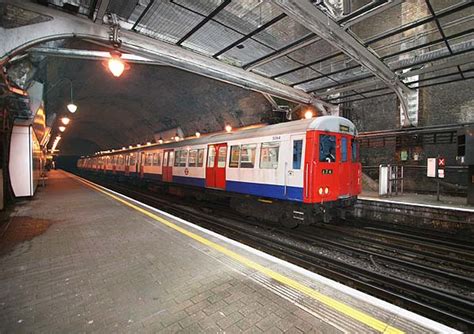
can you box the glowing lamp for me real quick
[108,54,125,77]
[67,103,77,113]
[195,132,201,138]
[146,142,151,145]
[59,126,66,132]
[304,110,313,119]
[158,138,164,144]
[61,117,70,125]
[225,124,232,133]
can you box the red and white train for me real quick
[77,116,361,225]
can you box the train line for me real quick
[79,173,474,331]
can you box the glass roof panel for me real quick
[134,0,219,44]
[285,39,341,65]
[275,67,322,85]
[213,0,284,35]
[252,16,311,50]
[218,39,273,67]
[182,20,247,57]
[439,9,474,36]
[410,73,462,88]
[251,56,303,78]
[430,0,466,12]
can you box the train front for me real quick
[302,116,361,221]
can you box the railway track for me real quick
[79,173,474,331]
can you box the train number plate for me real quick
[322,169,333,175]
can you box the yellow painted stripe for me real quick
[74,175,404,334]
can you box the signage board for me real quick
[427,158,436,178]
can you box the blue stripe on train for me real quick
[226,181,303,202]
[169,175,206,187]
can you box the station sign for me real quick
[438,157,445,168]
[427,158,436,178]
[438,169,445,178]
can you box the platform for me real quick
[0,170,459,333]
[360,191,474,212]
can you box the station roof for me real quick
[44,0,473,105]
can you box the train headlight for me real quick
[318,187,323,195]
[324,187,329,194]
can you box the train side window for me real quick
[260,142,279,169]
[240,144,256,168]
[341,137,347,162]
[175,150,187,167]
[319,135,336,162]
[146,153,153,166]
[351,139,358,162]
[229,145,240,168]
[152,153,161,166]
[197,149,204,167]
[207,146,216,167]
[174,151,180,167]
[168,151,174,166]
[188,149,197,167]
[217,146,227,168]
[292,140,303,169]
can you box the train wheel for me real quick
[280,212,299,229]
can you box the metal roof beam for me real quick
[400,53,473,78]
[1,0,329,107]
[94,0,110,22]
[273,0,412,124]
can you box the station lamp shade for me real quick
[195,131,201,138]
[225,124,232,133]
[59,126,66,132]
[108,51,126,77]
[61,116,70,125]
[304,110,313,119]
[67,103,78,113]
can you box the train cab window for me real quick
[351,139,358,162]
[188,149,197,167]
[229,145,240,168]
[260,142,279,169]
[341,137,348,162]
[207,146,216,167]
[197,149,204,167]
[319,135,336,162]
[217,146,227,168]
[240,144,256,168]
[292,140,303,169]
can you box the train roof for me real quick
[86,116,356,158]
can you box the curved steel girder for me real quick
[1,0,332,108]
[273,0,413,125]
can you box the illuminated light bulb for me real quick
[67,103,77,113]
[225,124,232,133]
[146,142,151,145]
[174,136,180,142]
[108,57,125,77]
[137,144,141,147]
[61,116,70,125]
[59,126,66,132]
[158,138,163,144]
[304,110,313,119]
[122,147,126,150]
[129,145,133,149]
[195,132,201,138]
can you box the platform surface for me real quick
[0,170,459,333]
[360,190,474,212]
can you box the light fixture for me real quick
[158,137,163,144]
[108,51,125,77]
[225,124,232,133]
[137,144,141,147]
[122,147,126,150]
[304,110,313,119]
[146,142,151,145]
[67,103,77,113]
[195,131,201,138]
[129,145,133,149]
[61,116,70,125]
[59,126,66,132]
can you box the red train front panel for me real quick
[303,129,361,204]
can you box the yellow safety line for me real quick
[74,175,404,334]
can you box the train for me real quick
[77,116,361,226]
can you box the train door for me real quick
[286,135,305,200]
[339,136,351,197]
[140,152,145,178]
[162,149,173,182]
[206,143,227,189]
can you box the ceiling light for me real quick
[225,124,232,133]
[61,116,70,125]
[304,110,313,119]
[108,51,125,77]
[67,103,77,113]
[195,132,201,138]
[59,126,66,132]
